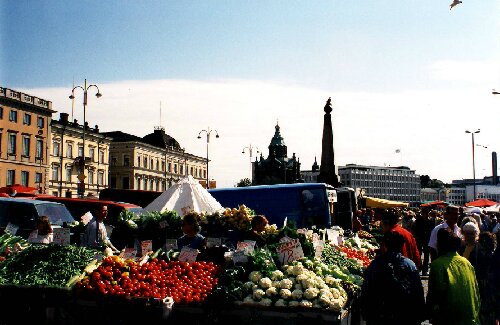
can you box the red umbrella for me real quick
[0,184,39,195]
[465,199,497,207]
[420,200,448,208]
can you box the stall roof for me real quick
[365,196,409,208]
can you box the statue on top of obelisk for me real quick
[317,97,340,187]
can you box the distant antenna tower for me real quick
[155,101,165,131]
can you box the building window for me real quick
[36,139,43,160]
[52,165,59,181]
[151,159,154,170]
[22,136,30,157]
[98,171,104,185]
[35,172,42,184]
[156,159,159,171]
[7,170,15,186]
[190,167,194,175]
[143,179,147,190]
[124,155,130,166]
[53,141,60,156]
[78,146,83,158]
[23,113,31,125]
[9,110,17,122]
[203,170,206,178]
[137,156,141,167]
[37,117,44,128]
[149,180,153,191]
[174,164,178,174]
[180,165,184,175]
[0,107,3,119]
[89,148,95,162]
[99,150,105,163]
[8,133,16,155]
[88,171,94,185]
[111,156,117,166]
[21,171,29,186]
[66,168,72,182]
[143,157,148,168]
[66,143,73,158]
[161,161,165,172]
[168,163,172,173]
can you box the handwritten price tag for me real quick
[236,241,256,254]
[119,248,137,259]
[165,239,178,251]
[314,240,325,259]
[206,237,222,248]
[5,223,19,235]
[178,247,198,263]
[141,240,153,257]
[276,238,304,266]
[81,212,93,225]
[159,221,169,229]
[327,229,340,245]
[53,227,71,246]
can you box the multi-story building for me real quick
[48,113,112,198]
[446,187,466,206]
[338,164,421,204]
[0,87,54,191]
[104,127,208,191]
[300,157,320,183]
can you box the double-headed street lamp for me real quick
[69,79,102,198]
[242,144,259,182]
[197,127,219,189]
[465,129,480,201]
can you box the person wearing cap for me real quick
[360,231,425,325]
[459,222,480,267]
[381,209,421,270]
[426,228,480,325]
[428,205,461,261]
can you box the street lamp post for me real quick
[465,129,480,201]
[69,79,102,198]
[197,127,219,189]
[242,144,259,182]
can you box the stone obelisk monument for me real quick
[317,97,340,187]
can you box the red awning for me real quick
[465,199,497,207]
[420,200,448,207]
[0,184,39,195]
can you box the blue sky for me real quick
[1,1,499,187]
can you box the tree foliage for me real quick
[236,178,252,187]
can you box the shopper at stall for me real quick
[459,222,480,267]
[360,231,425,325]
[426,228,480,325]
[428,205,461,261]
[413,208,434,275]
[81,205,118,251]
[245,215,269,248]
[492,232,500,325]
[177,213,205,250]
[28,216,53,244]
[381,209,421,270]
[474,232,497,325]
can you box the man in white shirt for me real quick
[428,205,461,260]
[81,205,117,251]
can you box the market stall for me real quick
[365,196,409,208]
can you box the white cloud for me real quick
[431,60,499,84]
[20,77,500,187]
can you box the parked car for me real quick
[0,197,75,238]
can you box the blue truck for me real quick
[209,183,355,229]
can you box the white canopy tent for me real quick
[144,175,223,216]
[483,204,500,213]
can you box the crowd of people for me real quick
[359,205,500,325]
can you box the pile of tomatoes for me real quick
[76,256,220,304]
[339,246,372,268]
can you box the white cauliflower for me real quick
[301,277,316,289]
[299,300,313,308]
[259,298,273,307]
[271,270,284,281]
[242,281,254,291]
[279,278,293,290]
[291,289,303,300]
[249,271,263,283]
[324,276,336,286]
[266,287,278,297]
[288,301,300,308]
[330,288,340,299]
[280,289,292,299]
[259,277,272,289]
[296,274,308,282]
[304,288,319,300]
[272,280,281,288]
[318,294,332,307]
[252,284,259,291]
[292,264,305,276]
[284,265,294,276]
[329,300,342,312]
[275,299,288,307]
[253,289,265,300]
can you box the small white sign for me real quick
[314,240,325,259]
[81,212,93,225]
[141,240,153,257]
[283,217,288,228]
[178,247,198,263]
[165,239,178,251]
[327,229,340,245]
[276,238,304,266]
[119,247,137,260]
[237,241,256,254]
[53,228,71,246]
[206,237,222,248]
[5,223,19,235]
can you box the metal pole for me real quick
[81,79,87,198]
[472,133,476,200]
[206,131,209,189]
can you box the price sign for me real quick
[165,239,178,251]
[141,240,153,257]
[353,235,361,249]
[283,217,288,228]
[312,233,320,243]
[296,228,307,235]
[159,221,169,229]
[327,229,339,245]
[276,238,304,266]
[237,241,256,254]
[206,237,222,248]
[28,230,38,242]
[119,248,137,260]
[338,236,344,246]
[314,240,325,259]
[178,247,198,263]
[53,228,71,246]
[5,223,19,235]
[233,250,249,264]
[81,212,93,225]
